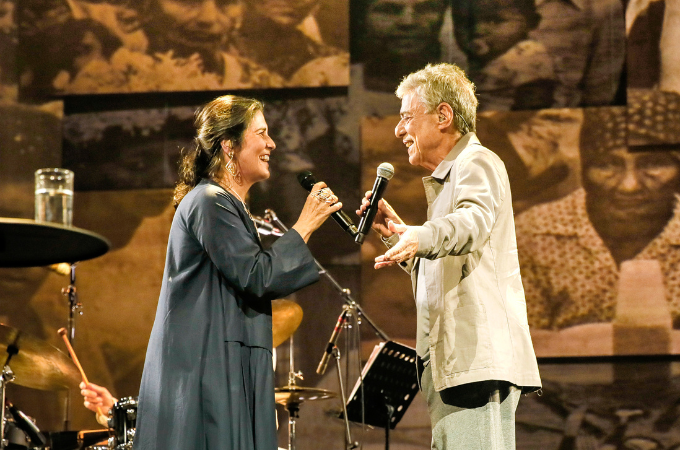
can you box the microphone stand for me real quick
[60,263,81,431]
[264,209,389,342]
[264,209,390,450]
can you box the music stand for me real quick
[342,341,419,449]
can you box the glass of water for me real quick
[35,168,74,227]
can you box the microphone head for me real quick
[377,162,394,180]
[297,171,317,191]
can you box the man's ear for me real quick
[437,103,454,129]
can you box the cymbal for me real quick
[274,385,337,406]
[0,324,81,390]
[0,218,110,268]
[272,299,303,348]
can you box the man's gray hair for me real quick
[396,63,478,134]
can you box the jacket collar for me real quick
[430,132,480,181]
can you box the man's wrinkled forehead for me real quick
[399,91,426,115]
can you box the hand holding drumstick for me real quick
[57,328,116,426]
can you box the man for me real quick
[236,0,349,85]
[517,89,680,331]
[358,0,448,92]
[358,63,541,449]
[528,0,625,107]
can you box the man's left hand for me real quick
[374,221,418,269]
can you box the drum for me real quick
[108,396,137,450]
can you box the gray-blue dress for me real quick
[134,179,319,450]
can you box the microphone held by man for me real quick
[355,163,395,244]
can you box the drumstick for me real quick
[57,328,104,417]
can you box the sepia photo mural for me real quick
[2,0,680,448]
[16,0,349,96]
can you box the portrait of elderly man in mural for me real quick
[516,89,680,354]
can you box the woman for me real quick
[131,95,342,449]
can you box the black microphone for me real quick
[297,171,358,238]
[355,163,394,244]
[316,307,349,375]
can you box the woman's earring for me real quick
[226,151,242,185]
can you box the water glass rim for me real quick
[35,167,74,176]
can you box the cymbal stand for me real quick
[332,345,357,449]
[1,334,19,449]
[264,209,390,449]
[286,333,303,450]
[61,263,82,430]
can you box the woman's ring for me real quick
[312,188,334,203]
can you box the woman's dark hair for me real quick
[173,95,264,208]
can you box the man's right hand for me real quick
[80,381,117,418]
[356,191,404,239]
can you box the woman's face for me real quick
[154,0,242,53]
[583,147,680,224]
[234,111,276,187]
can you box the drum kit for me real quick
[0,218,342,450]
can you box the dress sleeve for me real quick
[188,189,319,300]
[414,149,505,260]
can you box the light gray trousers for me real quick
[420,363,521,450]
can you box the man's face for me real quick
[155,0,241,52]
[453,7,530,66]
[395,92,441,170]
[366,0,445,57]
[583,147,680,223]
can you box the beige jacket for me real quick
[389,133,541,392]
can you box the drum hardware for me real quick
[0,325,80,392]
[43,429,108,450]
[265,208,389,450]
[1,337,18,450]
[0,325,80,450]
[0,218,110,431]
[6,403,46,447]
[77,430,109,448]
[106,397,137,450]
[3,407,43,450]
[275,382,338,449]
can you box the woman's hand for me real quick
[292,182,343,242]
[80,381,117,417]
[356,191,404,239]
